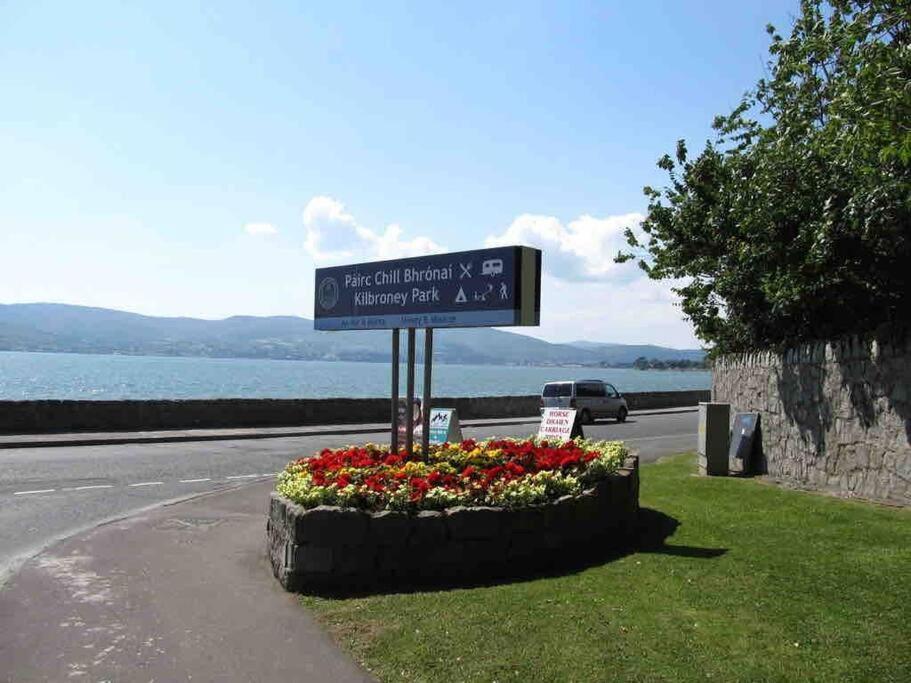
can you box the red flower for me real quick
[506,461,525,477]
[409,476,431,502]
[289,436,609,509]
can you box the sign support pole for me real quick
[390,328,400,453]
[405,328,416,458]
[421,328,433,454]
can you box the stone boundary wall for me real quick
[268,457,640,592]
[713,335,910,504]
[0,390,708,434]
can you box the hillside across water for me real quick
[0,303,705,367]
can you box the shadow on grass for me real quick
[635,507,728,559]
[300,507,727,598]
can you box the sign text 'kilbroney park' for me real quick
[314,246,541,330]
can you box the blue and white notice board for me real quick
[313,246,541,330]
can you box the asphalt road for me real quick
[0,409,697,584]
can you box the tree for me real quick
[617,0,910,355]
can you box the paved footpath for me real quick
[0,481,373,683]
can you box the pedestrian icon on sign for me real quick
[499,282,508,300]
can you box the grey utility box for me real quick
[698,402,730,476]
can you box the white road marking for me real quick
[62,485,114,491]
[7,473,277,497]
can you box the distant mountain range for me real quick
[0,303,705,367]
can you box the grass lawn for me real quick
[301,454,911,682]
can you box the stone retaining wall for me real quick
[268,457,640,592]
[713,335,910,504]
[0,390,708,433]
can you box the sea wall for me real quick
[268,457,639,593]
[0,390,708,433]
[713,335,911,505]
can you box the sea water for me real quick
[0,351,710,400]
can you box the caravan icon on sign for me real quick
[481,258,503,276]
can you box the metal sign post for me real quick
[422,328,433,454]
[390,328,400,453]
[405,329,416,457]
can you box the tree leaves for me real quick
[616,0,910,354]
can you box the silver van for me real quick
[540,380,628,424]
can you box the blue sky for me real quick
[1,1,797,347]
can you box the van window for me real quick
[605,383,620,397]
[542,383,572,397]
[576,382,605,397]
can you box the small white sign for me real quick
[428,408,463,444]
[537,408,577,441]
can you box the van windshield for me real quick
[542,383,572,397]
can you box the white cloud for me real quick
[485,211,644,282]
[483,209,698,346]
[244,222,277,236]
[303,196,443,264]
[294,198,697,345]
[526,274,699,347]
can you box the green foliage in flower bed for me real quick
[301,453,911,682]
[276,438,628,511]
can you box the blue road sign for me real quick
[314,246,541,330]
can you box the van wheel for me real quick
[616,407,628,423]
[579,409,592,425]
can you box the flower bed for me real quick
[276,437,628,511]
[268,438,639,593]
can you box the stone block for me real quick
[613,469,631,497]
[334,544,379,576]
[370,510,412,545]
[269,492,285,526]
[460,539,504,568]
[573,490,601,528]
[374,544,411,576]
[410,510,447,545]
[294,544,334,574]
[293,505,369,545]
[623,455,639,470]
[507,531,543,560]
[550,495,579,528]
[537,531,565,553]
[426,540,468,569]
[504,504,549,534]
[445,506,504,540]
